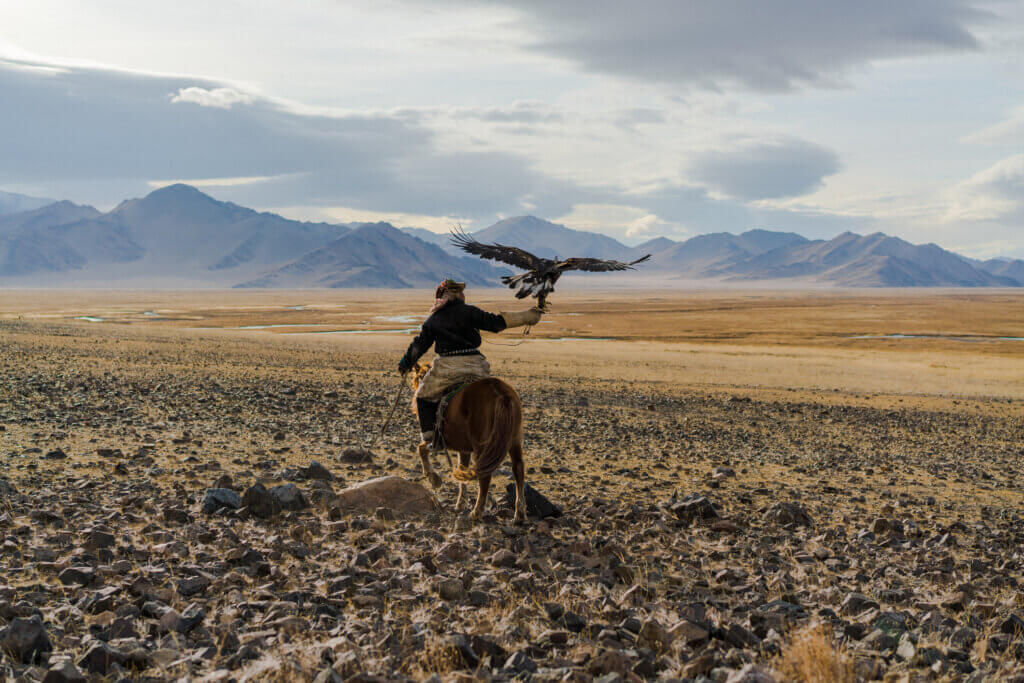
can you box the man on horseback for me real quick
[398,278,542,449]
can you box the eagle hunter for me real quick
[450,228,651,310]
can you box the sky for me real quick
[1,0,1023,257]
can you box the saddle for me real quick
[431,381,472,451]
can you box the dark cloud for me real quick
[690,138,841,200]
[470,0,988,92]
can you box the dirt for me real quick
[0,291,1023,681]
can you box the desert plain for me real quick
[1,289,1023,682]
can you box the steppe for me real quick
[1,289,1022,682]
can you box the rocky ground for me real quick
[1,320,1023,682]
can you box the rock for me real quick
[58,566,96,586]
[669,493,720,523]
[436,577,464,601]
[490,548,517,568]
[332,476,438,516]
[42,659,87,683]
[0,477,16,497]
[726,664,777,683]
[763,501,812,526]
[242,482,281,518]
[159,603,206,633]
[270,483,310,511]
[0,615,52,663]
[589,649,630,676]
[504,482,562,518]
[44,448,67,459]
[177,574,211,597]
[77,642,127,674]
[300,460,334,480]
[637,619,672,651]
[841,592,879,615]
[202,488,242,513]
[84,528,115,550]
[340,448,374,463]
[504,651,538,674]
[669,619,709,645]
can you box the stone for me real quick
[270,483,310,511]
[0,615,52,663]
[332,476,438,516]
[504,651,538,674]
[58,566,96,586]
[726,665,777,683]
[42,659,87,683]
[301,460,334,480]
[242,482,281,519]
[201,488,242,513]
[436,577,464,601]
[763,501,812,526]
[340,448,374,463]
[504,482,562,518]
[84,528,116,550]
[669,494,720,523]
[490,548,517,568]
[77,642,127,674]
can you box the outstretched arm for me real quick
[398,325,435,374]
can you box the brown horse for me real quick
[410,361,526,524]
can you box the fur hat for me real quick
[435,278,466,298]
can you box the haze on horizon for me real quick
[1,0,1023,258]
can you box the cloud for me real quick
[0,56,578,221]
[962,104,1024,144]
[465,0,988,92]
[170,87,255,109]
[689,138,840,201]
[947,154,1024,221]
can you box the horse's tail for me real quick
[452,386,520,482]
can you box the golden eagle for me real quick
[450,228,651,309]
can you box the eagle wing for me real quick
[449,228,542,271]
[557,254,651,272]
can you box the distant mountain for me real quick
[0,201,127,276]
[237,222,507,288]
[474,216,635,261]
[0,185,1019,288]
[977,257,1024,283]
[0,190,55,217]
[399,227,454,251]
[103,184,347,274]
[718,232,1018,287]
[648,230,809,276]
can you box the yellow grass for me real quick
[772,624,856,683]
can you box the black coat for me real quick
[399,300,506,371]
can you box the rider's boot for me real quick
[416,398,441,450]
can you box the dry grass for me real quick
[772,624,856,683]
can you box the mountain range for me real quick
[0,183,1020,288]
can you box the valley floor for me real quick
[1,290,1023,681]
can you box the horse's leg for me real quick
[455,451,472,512]
[471,473,491,521]
[510,441,526,524]
[417,441,442,490]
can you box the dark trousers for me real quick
[417,398,439,434]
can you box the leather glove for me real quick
[398,357,411,375]
[501,307,543,328]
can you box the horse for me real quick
[409,361,526,524]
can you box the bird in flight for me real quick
[450,228,651,310]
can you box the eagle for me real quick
[450,228,651,310]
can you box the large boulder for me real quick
[331,476,437,516]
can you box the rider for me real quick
[398,278,542,447]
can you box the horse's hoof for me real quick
[513,515,526,526]
[428,472,443,489]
